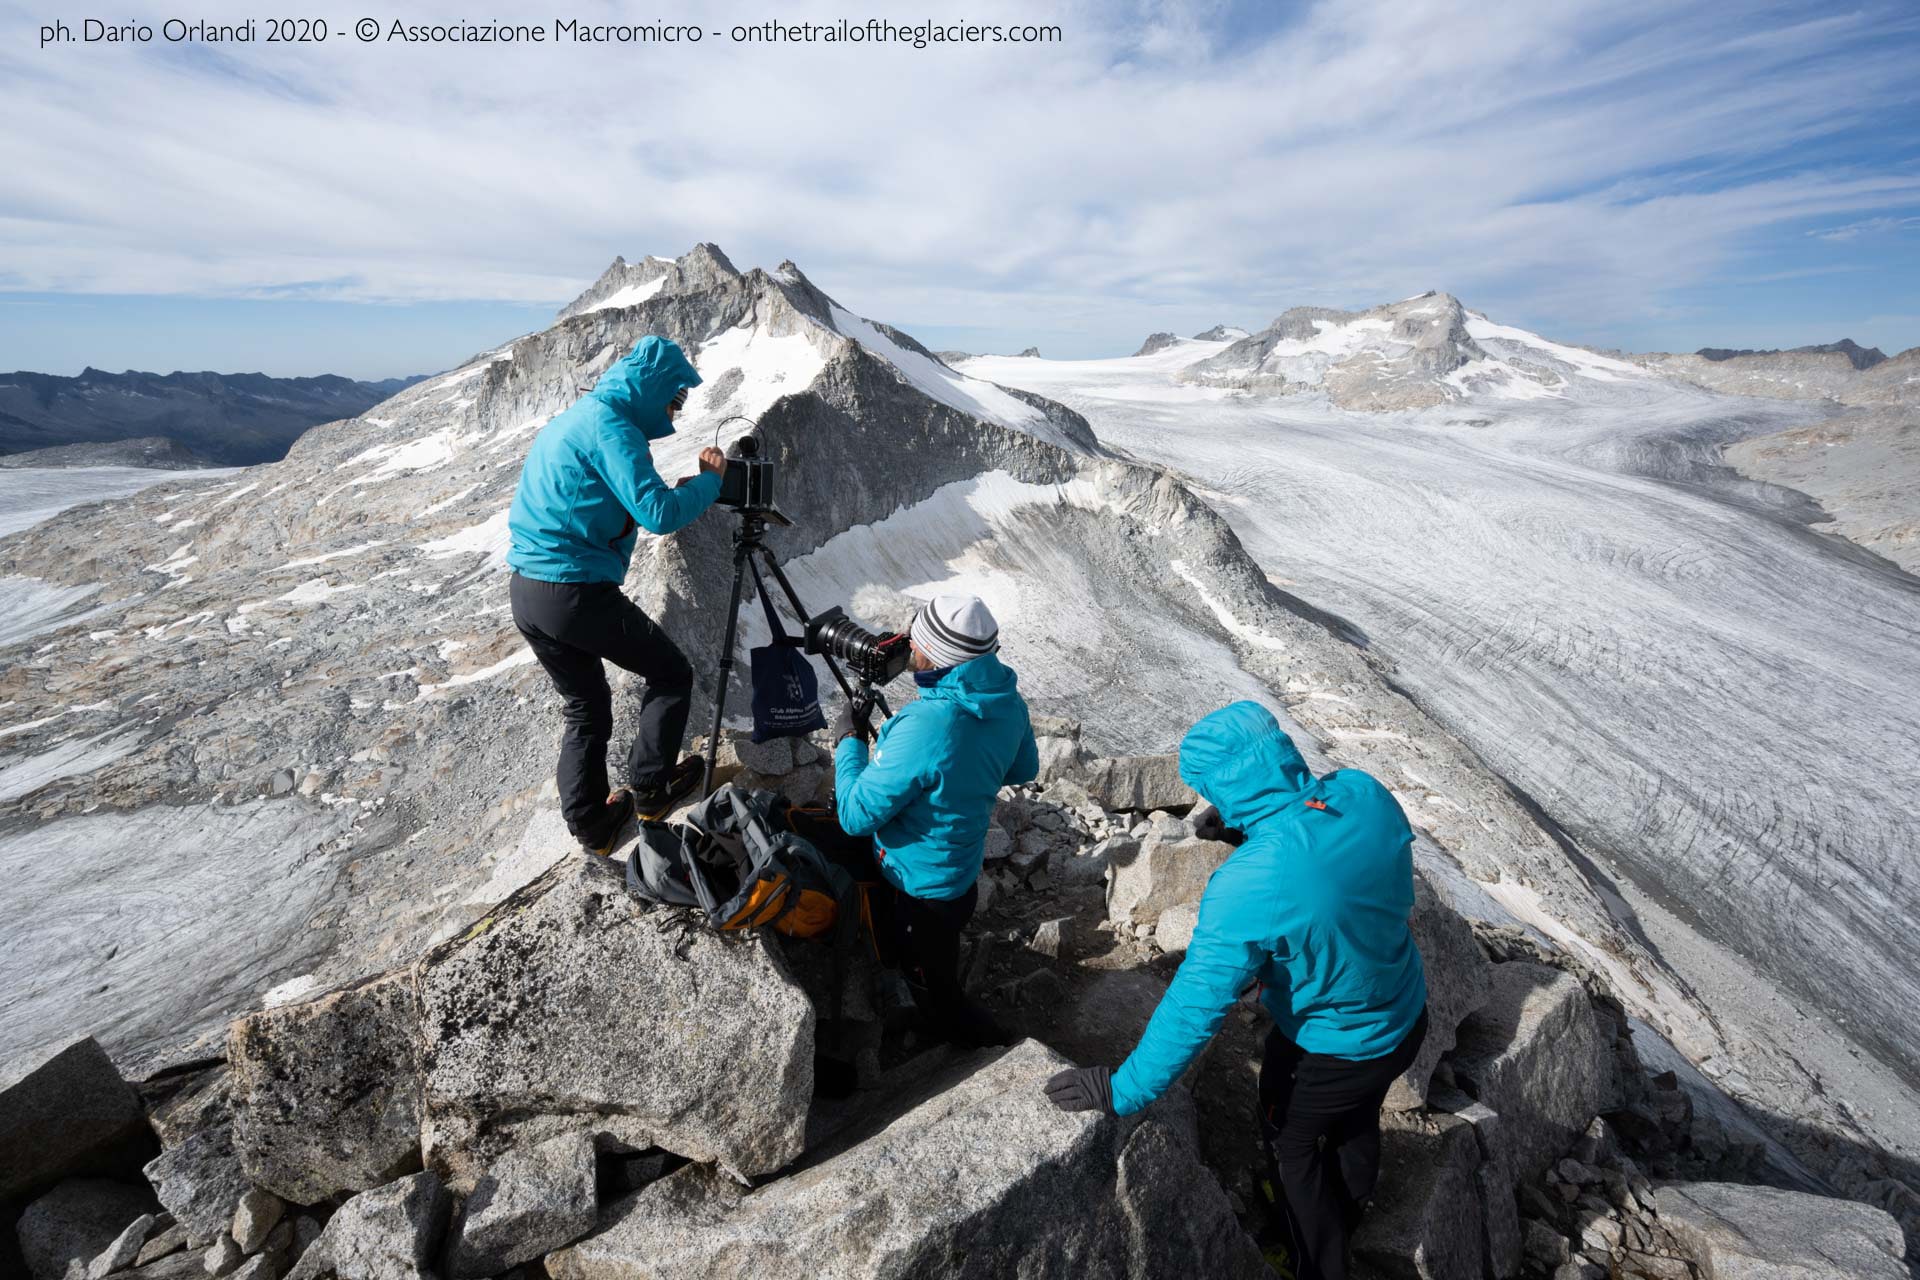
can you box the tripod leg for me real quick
[757,546,860,704]
[704,538,753,798]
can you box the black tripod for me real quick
[702,505,888,797]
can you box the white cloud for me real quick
[1,0,1916,347]
[1809,215,1920,241]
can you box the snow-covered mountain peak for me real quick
[549,245,1094,450]
[1174,290,1648,408]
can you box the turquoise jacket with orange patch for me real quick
[1110,700,1427,1115]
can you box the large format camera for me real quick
[804,606,912,687]
[716,435,778,513]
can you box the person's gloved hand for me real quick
[830,700,871,747]
[1043,1065,1114,1114]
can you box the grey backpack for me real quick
[625,783,852,939]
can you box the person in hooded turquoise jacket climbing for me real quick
[507,336,726,854]
[1043,700,1428,1280]
[831,594,1039,1047]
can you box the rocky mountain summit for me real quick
[4,735,1910,1280]
[1178,292,1648,408]
[554,255,677,321]
[0,369,424,466]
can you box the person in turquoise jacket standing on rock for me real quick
[1043,700,1428,1280]
[831,594,1039,1047]
[507,336,726,855]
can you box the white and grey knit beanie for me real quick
[909,594,1001,669]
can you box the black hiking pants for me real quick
[829,836,1000,1047]
[510,572,694,844]
[1259,1009,1429,1280]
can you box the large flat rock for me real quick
[416,857,814,1189]
[17,1178,158,1280]
[1105,830,1236,926]
[0,1036,148,1201]
[1385,873,1492,1110]
[227,969,423,1205]
[1353,1111,1486,1280]
[1078,754,1197,813]
[1653,1181,1908,1280]
[1449,962,1611,1184]
[549,1039,1267,1280]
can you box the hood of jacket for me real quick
[1177,700,1318,832]
[918,651,1024,720]
[590,336,702,441]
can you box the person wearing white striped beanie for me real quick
[830,592,1037,1050]
[907,593,1001,672]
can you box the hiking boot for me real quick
[946,1000,1014,1050]
[1253,1170,1300,1280]
[632,757,707,820]
[580,789,637,858]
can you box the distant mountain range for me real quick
[1697,338,1886,369]
[0,435,218,470]
[0,368,428,466]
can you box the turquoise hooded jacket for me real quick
[834,653,1041,900]
[1109,701,1427,1115]
[507,336,719,584]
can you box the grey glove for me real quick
[1044,1065,1114,1114]
[830,700,870,747]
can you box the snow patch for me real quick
[418,649,536,696]
[237,578,363,615]
[684,321,828,425]
[582,275,667,313]
[0,577,108,649]
[263,973,325,1008]
[419,506,512,568]
[1464,314,1644,381]
[278,540,387,571]
[0,728,146,803]
[827,304,1066,444]
[1169,560,1287,650]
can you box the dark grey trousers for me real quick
[510,572,694,843]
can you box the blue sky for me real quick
[2,0,1917,378]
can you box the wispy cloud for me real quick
[1,0,1917,352]
[1809,215,1920,241]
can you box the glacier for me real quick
[964,332,1920,1181]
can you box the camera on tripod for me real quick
[699,417,907,796]
[804,607,912,687]
[716,434,778,513]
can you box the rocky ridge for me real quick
[0,437,216,471]
[4,732,1910,1279]
[1640,342,1920,572]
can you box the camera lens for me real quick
[804,607,911,686]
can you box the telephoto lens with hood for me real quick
[804,606,912,686]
